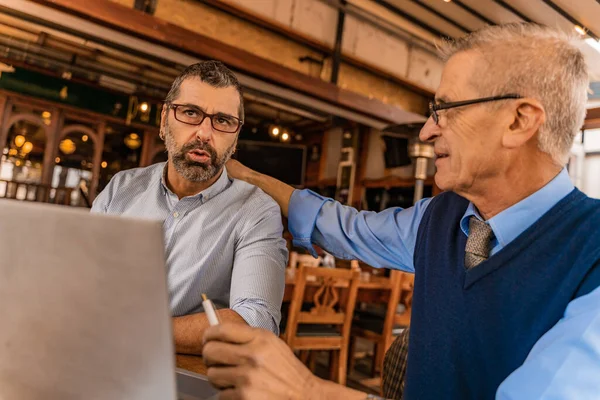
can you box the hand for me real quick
[203,323,322,400]
[226,159,256,182]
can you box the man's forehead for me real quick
[436,51,482,101]
[176,78,240,115]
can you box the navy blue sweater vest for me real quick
[403,189,600,399]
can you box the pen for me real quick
[202,293,220,326]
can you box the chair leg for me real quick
[329,350,340,382]
[374,342,386,375]
[309,351,318,372]
[371,343,379,377]
[338,347,348,386]
[348,336,357,373]
[299,350,310,365]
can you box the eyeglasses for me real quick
[169,103,243,133]
[429,94,522,125]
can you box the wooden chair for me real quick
[281,265,360,385]
[288,251,322,268]
[349,270,414,377]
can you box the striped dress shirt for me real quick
[91,162,288,333]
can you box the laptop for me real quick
[0,200,217,399]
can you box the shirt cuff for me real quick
[288,189,331,257]
[232,304,280,335]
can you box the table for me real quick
[283,270,393,303]
[176,354,207,375]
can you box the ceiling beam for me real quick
[540,0,600,41]
[490,0,534,23]
[372,0,454,39]
[451,0,497,26]
[29,0,425,125]
[405,0,471,34]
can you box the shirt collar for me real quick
[159,162,231,203]
[460,168,574,247]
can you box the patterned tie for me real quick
[464,216,494,269]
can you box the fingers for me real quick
[203,341,255,368]
[207,365,253,390]
[203,323,258,345]
[217,388,260,400]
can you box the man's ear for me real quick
[159,104,168,141]
[503,98,545,149]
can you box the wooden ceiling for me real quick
[357,0,600,83]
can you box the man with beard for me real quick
[91,61,288,355]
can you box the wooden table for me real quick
[176,354,207,375]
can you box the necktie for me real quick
[464,216,494,269]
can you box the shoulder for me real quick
[229,179,282,216]
[94,163,163,211]
[108,163,164,188]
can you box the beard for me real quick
[164,123,236,183]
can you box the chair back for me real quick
[288,251,322,269]
[393,272,414,327]
[284,265,360,345]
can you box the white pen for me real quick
[202,293,221,326]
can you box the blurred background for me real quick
[0,0,598,210]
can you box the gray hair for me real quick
[165,60,244,121]
[439,23,588,165]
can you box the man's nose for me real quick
[195,117,213,141]
[419,116,440,143]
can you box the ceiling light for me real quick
[59,139,76,155]
[14,135,26,148]
[124,133,142,149]
[41,111,51,119]
[55,157,61,163]
[21,142,33,154]
[443,0,452,3]
[281,132,290,142]
[574,25,587,36]
[139,102,149,113]
[82,135,89,142]
[269,125,280,137]
[101,161,108,168]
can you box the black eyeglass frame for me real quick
[429,94,523,125]
[168,102,244,134]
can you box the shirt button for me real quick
[173,212,180,218]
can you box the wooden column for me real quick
[90,122,106,200]
[351,126,371,210]
[0,94,10,172]
[41,107,62,186]
[317,129,330,183]
[140,129,155,167]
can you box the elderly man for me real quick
[202,23,600,399]
[92,61,287,354]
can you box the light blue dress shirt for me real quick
[92,163,288,334]
[288,168,600,399]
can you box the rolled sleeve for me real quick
[288,189,332,257]
[230,199,288,334]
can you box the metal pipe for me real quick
[409,139,434,204]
